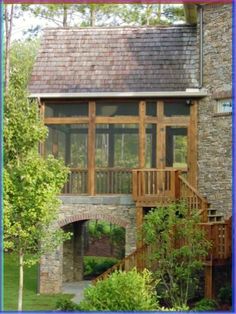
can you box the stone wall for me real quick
[39,196,136,293]
[197,4,232,217]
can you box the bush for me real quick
[56,297,80,311]
[79,268,158,311]
[192,298,218,311]
[217,285,232,305]
[84,256,118,278]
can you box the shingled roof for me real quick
[29,26,199,94]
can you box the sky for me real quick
[10,4,184,41]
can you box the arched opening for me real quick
[59,216,127,284]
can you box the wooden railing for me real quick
[179,175,209,222]
[92,244,153,284]
[132,169,180,203]
[96,168,132,194]
[93,216,232,285]
[62,168,88,194]
[200,216,232,262]
[62,167,132,195]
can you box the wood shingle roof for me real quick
[29,26,198,94]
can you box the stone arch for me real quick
[58,213,129,228]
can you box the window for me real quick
[216,99,232,114]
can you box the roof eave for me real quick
[29,90,208,99]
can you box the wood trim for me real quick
[139,101,146,168]
[188,100,198,188]
[44,117,89,124]
[88,101,96,195]
[156,101,165,169]
[95,116,139,124]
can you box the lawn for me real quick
[4,253,73,311]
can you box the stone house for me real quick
[28,3,232,298]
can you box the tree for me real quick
[4,40,70,310]
[4,4,14,92]
[142,203,211,308]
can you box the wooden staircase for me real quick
[92,171,232,299]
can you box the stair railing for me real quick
[179,175,209,222]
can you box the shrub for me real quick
[56,297,80,311]
[192,298,218,311]
[79,268,158,311]
[84,257,118,278]
[217,285,232,305]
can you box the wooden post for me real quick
[204,263,213,299]
[136,207,144,271]
[139,101,146,168]
[88,101,96,195]
[156,101,165,169]
[174,170,180,199]
[188,100,198,188]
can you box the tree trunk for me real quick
[63,5,68,27]
[4,4,14,94]
[18,248,24,311]
[157,4,162,24]
[90,7,96,27]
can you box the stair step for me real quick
[208,215,223,222]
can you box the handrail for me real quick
[92,244,149,284]
[179,175,208,204]
[179,175,209,222]
[93,216,232,285]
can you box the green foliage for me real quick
[217,285,232,305]
[79,268,158,311]
[84,256,118,278]
[56,297,80,311]
[192,298,218,311]
[142,202,211,308]
[4,153,70,256]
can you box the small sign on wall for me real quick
[216,99,232,114]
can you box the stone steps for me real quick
[207,209,223,222]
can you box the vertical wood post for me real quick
[156,101,165,169]
[139,101,146,168]
[175,170,180,199]
[136,207,144,270]
[188,100,198,188]
[204,263,213,299]
[88,101,96,195]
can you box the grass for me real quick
[4,252,73,311]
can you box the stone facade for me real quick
[39,196,136,293]
[197,4,232,217]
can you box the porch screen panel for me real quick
[166,127,187,168]
[145,124,157,168]
[95,124,138,194]
[96,99,139,116]
[45,101,88,117]
[45,124,88,194]
[164,99,190,116]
